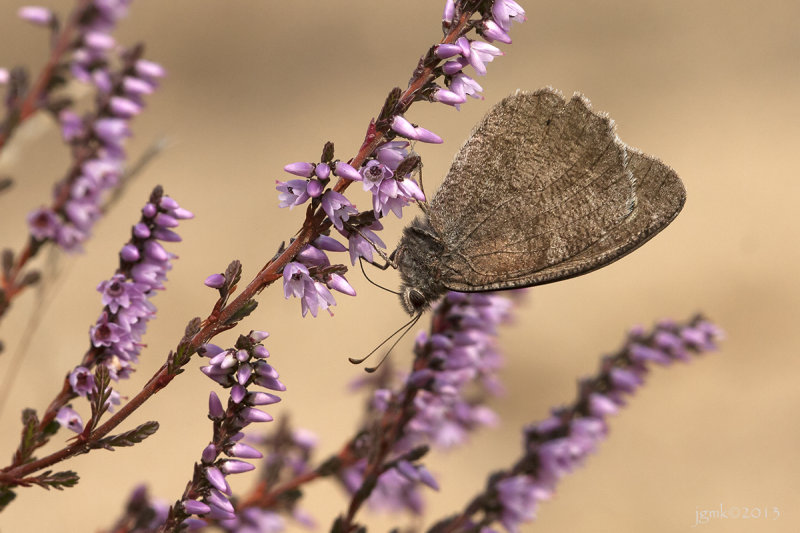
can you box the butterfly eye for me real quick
[407,289,426,310]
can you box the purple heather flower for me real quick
[344,463,426,514]
[68,366,96,396]
[247,391,281,405]
[453,36,471,56]
[110,96,142,118]
[228,443,263,459]
[27,207,60,240]
[282,262,311,300]
[135,59,166,80]
[588,393,619,417]
[84,31,116,51]
[55,406,84,433]
[450,73,484,103]
[482,19,513,44]
[442,0,455,23]
[443,57,469,76]
[327,273,356,296]
[391,115,418,139]
[360,159,393,188]
[91,311,129,348]
[295,244,329,267]
[94,117,130,145]
[81,157,119,184]
[220,459,256,475]
[320,190,357,230]
[343,219,386,265]
[334,161,362,181]
[313,234,347,253]
[56,225,89,252]
[306,179,324,198]
[629,342,673,365]
[104,388,122,412]
[496,476,551,533]
[59,109,84,141]
[275,179,310,209]
[283,161,315,177]
[433,88,467,106]
[206,466,229,493]
[204,273,226,289]
[360,159,424,217]
[315,163,330,180]
[18,6,53,26]
[208,391,225,419]
[375,140,410,169]
[435,43,462,59]
[123,75,154,96]
[468,41,503,76]
[97,273,145,313]
[413,125,443,144]
[207,489,235,514]
[492,0,527,32]
[298,281,336,318]
[183,500,211,515]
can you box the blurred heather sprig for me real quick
[0,0,165,323]
[336,292,513,521]
[429,316,723,533]
[277,0,526,317]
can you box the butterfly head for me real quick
[395,217,448,315]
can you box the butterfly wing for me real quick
[427,87,685,291]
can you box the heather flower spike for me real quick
[340,292,512,513]
[167,330,283,530]
[446,316,723,531]
[84,186,191,384]
[25,34,166,252]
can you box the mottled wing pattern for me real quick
[499,148,686,286]
[428,87,640,291]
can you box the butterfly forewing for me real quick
[427,87,638,291]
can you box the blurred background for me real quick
[0,0,798,531]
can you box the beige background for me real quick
[0,0,798,531]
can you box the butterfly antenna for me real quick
[348,312,421,366]
[365,313,423,373]
[415,159,430,215]
[359,257,400,295]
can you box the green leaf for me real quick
[225,299,258,325]
[0,487,17,511]
[90,421,159,451]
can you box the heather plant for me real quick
[0,1,722,532]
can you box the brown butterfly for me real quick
[393,87,686,314]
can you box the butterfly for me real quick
[392,87,685,314]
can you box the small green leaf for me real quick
[225,299,258,325]
[90,421,159,451]
[0,487,17,511]
[38,470,79,490]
